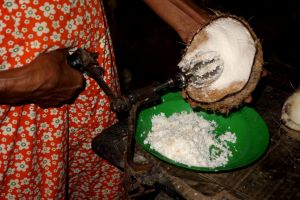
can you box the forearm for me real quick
[0,50,85,107]
[0,65,35,104]
[143,0,211,43]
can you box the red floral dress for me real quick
[0,0,123,199]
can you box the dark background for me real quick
[103,0,300,93]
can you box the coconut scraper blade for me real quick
[180,52,224,88]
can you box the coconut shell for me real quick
[182,14,264,114]
[281,89,300,132]
[281,125,300,141]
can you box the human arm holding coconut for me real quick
[144,0,264,113]
[144,0,211,43]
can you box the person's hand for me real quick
[0,49,85,108]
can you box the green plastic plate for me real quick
[135,91,269,172]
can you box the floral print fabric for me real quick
[0,0,123,199]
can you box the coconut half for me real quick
[281,89,300,132]
[179,15,263,113]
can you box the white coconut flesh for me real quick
[179,17,256,102]
[281,90,300,131]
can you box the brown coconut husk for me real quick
[183,14,264,114]
[281,125,300,141]
[281,88,300,133]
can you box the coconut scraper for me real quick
[66,48,225,195]
[67,48,223,112]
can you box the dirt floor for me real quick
[101,1,300,199]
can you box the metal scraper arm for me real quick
[67,48,188,112]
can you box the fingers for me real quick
[244,96,253,104]
[29,50,85,105]
[63,61,86,90]
[261,69,268,77]
[0,49,86,107]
